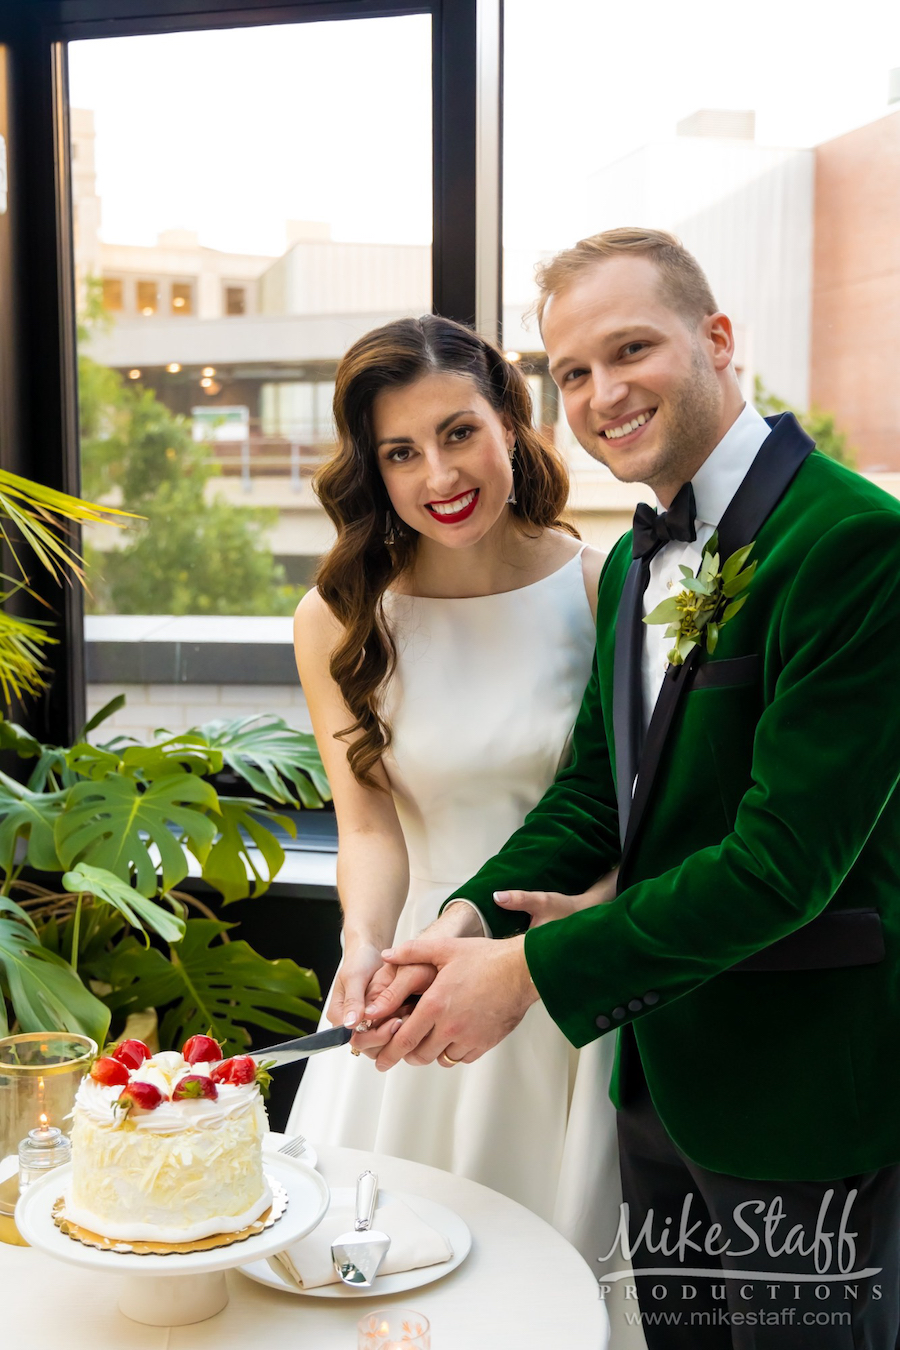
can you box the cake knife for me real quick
[251,1025,353,1067]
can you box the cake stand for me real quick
[15,1145,329,1327]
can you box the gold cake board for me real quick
[51,1174,288,1256]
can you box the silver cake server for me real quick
[331,1170,391,1287]
[251,1025,352,1068]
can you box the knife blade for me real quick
[251,1025,353,1068]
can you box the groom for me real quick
[357,228,900,1346]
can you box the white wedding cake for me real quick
[67,1036,272,1244]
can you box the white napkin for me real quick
[273,1195,453,1289]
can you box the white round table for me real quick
[1,1144,607,1349]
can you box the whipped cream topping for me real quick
[76,1051,261,1133]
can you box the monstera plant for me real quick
[0,461,328,1054]
[0,702,329,1052]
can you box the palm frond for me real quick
[0,469,137,585]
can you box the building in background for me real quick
[585,110,815,411]
[810,109,900,471]
[72,100,900,588]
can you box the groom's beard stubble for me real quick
[576,344,722,495]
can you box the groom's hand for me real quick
[369,933,540,1072]
[358,901,485,1025]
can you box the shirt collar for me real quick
[657,401,771,529]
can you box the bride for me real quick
[286,313,626,1283]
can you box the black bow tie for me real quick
[632,482,698,560]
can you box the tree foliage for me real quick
[78,281,304,616]
[754,377,857,470]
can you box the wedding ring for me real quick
[350,1047,361,1057]
[438,1052,463,1067]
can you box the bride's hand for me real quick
[326,942,387,1030]
[493,868,619,928]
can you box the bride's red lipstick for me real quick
[425,488,479,524]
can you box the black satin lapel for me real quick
[715,412,815,561]
[618,413,816,878]
[613,558,647,849]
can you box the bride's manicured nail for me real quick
[494,891,511,903]
[381,948,395,959]
[343,1012,357,1028]
[364,1003,377,1016]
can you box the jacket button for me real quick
[612,1006,626,1020]
[628,999,643,1013]
[643,991,660,1005]
[595,1015,611,1030]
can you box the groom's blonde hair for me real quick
[534,227,718,329]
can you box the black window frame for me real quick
[0,0,500,746]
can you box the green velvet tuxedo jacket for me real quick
[448,413,900,1182]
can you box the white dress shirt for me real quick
[640,401,771,731]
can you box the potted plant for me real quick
[0,464,327,1052]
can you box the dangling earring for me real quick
[507,446,517,505]
[384,510,395,544]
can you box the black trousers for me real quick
[616,1058,900,1349]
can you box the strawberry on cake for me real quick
[67,1035,273,1243]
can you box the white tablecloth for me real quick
[2,1144,607,1349]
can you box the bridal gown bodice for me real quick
[380,551,597,915]
[288,549,644,1347]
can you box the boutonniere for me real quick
[643,532,757,666]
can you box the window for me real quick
[1,0,486,746]
[67,12,435,739]
[261,381,336,443]
[171,282,192,315]
[225,285,246,316]
[101,277,123,312]
[136,279,158,315]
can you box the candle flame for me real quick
[39,1112,48,1128]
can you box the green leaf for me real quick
[721,542,755,585]
[698,551,719,584]
[0,911,110,1045]
[644,598,682,626]
[722,560,758,598]
[680,575,713,596]
[707,621,719,654]
[80,693,127,738]
[704,531,720,558]
[0,718,42,759]
[105,919,321,1054]
[25,747,71,793]
[55,772,219,897]
[0,767,67,873]
[66,741,123,781]
[118,740,223,782]
[193,715,330,808]
[201,797,296,905]
[61,863,186,944]
[722,594,750,624]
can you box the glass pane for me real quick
[171,281,192,315]
[136,279,158,315]
[68,16,432,740]
[503,0,900,547]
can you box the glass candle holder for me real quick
[0,1032,95,1239]
[18,1124,71,1190]
[358,1309,431,1349]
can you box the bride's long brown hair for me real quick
[314,314,575,787]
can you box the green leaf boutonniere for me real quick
[643,533,757,666]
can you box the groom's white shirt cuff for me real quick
[446,898,492,938]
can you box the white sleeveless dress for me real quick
[287,549,626,1275]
